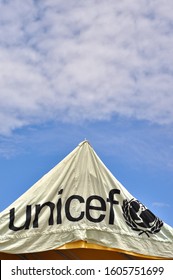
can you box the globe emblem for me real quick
[122,199,163,237]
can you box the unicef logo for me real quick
[122,199,163,237]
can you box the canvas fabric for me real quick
[0,141,173,258]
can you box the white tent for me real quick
[0,140,173,260]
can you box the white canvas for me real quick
[0,141,173,258]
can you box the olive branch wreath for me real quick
[122,199,163,237]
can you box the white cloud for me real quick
[0,0,173,135]
[152,202,170,208]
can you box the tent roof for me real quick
[0,241,169,260]
[0,140,173,259]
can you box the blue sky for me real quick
[0,0,173,227]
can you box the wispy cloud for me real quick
[0,0,173,135]
[152,202,170,208]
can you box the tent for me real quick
[0,140,173,260]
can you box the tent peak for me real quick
[78,139,91,147]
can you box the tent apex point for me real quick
[78,139,91,146]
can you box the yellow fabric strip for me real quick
[56,240,173,260]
